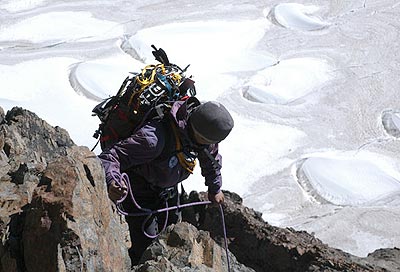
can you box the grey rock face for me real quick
[0,106,130,272]
[135,222,255,272]
[365,248,400,272]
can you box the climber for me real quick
[98,98,234,266]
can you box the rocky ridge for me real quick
[0,106,398,272]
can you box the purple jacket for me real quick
[98,99,222,194]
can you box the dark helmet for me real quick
[188,101,234,144]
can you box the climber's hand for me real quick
[208,191,225,204]
[108,180,127,203]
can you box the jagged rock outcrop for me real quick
[0,107,130,271]
[365,248,400,272]
[180,192,400,272]
[134,222,254,272]
[130,190,399,272]
[0,106,398,272]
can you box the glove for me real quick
[208,191,225,204]
[107,180,127,203]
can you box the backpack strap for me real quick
[169,118,197,174]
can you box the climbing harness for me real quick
[113,172,231,272]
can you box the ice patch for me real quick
[297,153,400,206]
[382,109,400,137]
[0,57,100,148]
[351,229,394,257]
[393,113,400,129]
[0,0,46,12]
[69,56,143,101]
[123,20,277,74]
[263,212,286,226]
[0,11,124,43]
[121,20,278,101]
[243,58,332,104]
[266,3,329,31]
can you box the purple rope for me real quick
[219,204,231,272]
[111,172,230,271]
[114,172,152,213]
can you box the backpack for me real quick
[91,45,197,152]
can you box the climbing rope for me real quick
[113,172,231,272]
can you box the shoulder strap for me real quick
[168,117,197,174]
[185,96,201,115]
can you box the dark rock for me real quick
[365,248,400,272]
[181,191,391,272]
[0,107,4,125]
[136,222,255,272]
[1,107,74,182]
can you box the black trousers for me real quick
[121,174,179,266]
